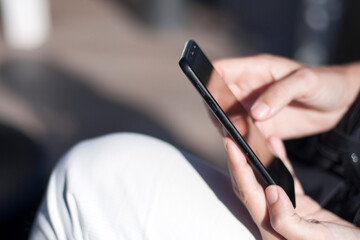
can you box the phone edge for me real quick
[179,46,275,186]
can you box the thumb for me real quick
[250,67,317,120]
[265,185,319,239]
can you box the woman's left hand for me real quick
[224,136,360,240]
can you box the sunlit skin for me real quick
[206,69,274,166]
[212,55,360,139]
[225,136,360,240]
[209,55,360,239]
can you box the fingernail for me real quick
[266,186,278,205]
[251,102,270,119]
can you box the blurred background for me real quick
[0,0,359,238]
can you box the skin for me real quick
[209,55,360,239]
[224,136,360,240]
[212,55,360,139]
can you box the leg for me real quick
[30,133,259,239]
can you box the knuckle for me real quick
[231,159,247,176]
[233,186,244,200]
[241,195,251,207]
[271,83,286,99]
[230,174,246,201]
[294,67,318,87]
[231,180,244,200]
[271,214,285,230]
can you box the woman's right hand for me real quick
[212,55,360,139]
[224,136,360,240]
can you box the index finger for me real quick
[213,55,302,101]
[224,137,267,223]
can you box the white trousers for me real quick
[30,133,260,239]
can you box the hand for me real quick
[212,55,360,139]
[224,136,360,240]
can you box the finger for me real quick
[224,137,267,222]
[250,67,318,121]
[266,136,288,166]
[213,56,301,102]
[231,115,250,135]
[266,136,294,175]
[266,185,323,239]
[206,61,249,134]
[208,109,248,137]
[213,55,301,85]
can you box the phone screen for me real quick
[180,40,296,207]
[192,45,248,121]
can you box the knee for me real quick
[35,133,190,239]
[53,132,185,191]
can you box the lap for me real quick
[30,133,259,240]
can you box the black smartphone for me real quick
[179,40,295,207]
